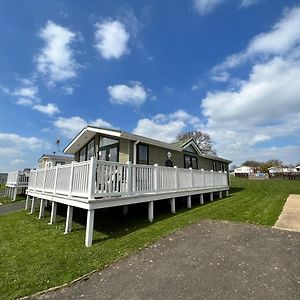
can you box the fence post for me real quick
[201,169,205,188]
[154,164,159,192]
[68,162,75,197]
[174,166,178,190]
[88,157,96,199]
[53,165,59,195]
[42,166,47,193]
[127,161,132,195]
[211,170,214,187]
[189,167,194,189]
[34,170,38,191]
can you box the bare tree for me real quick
[176,130,216,155]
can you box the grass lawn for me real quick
[0,177,300,299]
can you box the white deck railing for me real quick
[27,158,228,199]
[6,171,30,186]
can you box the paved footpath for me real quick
[32,220,300,300]
[0,201,25,216]
[275,194,300,232]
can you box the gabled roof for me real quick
[38,154,74,163]
[64,126,231,163]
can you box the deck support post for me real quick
[148,201,154,222]
[226,190,229,197]
[123,205,128,216]
[39,199,46,219]
[219,191,223,199]
[64,205,73,234]
[30,197,35,214]
[187,195,192,209]
[171,198,176,214]
[210,192,214,202]
[25,195,30,210]
[13,188,17,201]
[49,201,57,224]
[85,209,95,247]
[200,194,204,205]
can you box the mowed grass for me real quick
[0,177,300,299]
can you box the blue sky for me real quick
[1,0,300,171]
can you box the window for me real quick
[79,147,86,162]
[137,144,148,165]
[99,137,119,162]
[184,155,198,169]
[87,140,95,160]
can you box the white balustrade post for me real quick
[200,194,204,205]
[174,166,178,190]
[201,169,205,188]
[148,201,154,222]
[53,165,59,195]
[219,191,223,198]
[64,205,73,234]
[88,157,96,199]
[219,171,222,187]
[154,164,159,193]
[30,197,36,214]
[187,195,192,209]
[211,170,214,187]
[42,166,47,193]
[13,188,17,201]
[34,170,38,191]
[39,199,46,219]
[49,201,57,224]
[171,198,176,214]
[25,195,30,210]
[127,161,132,195]
[210,192,214,202]
[68,162,75,197]
[189,168,194,189]
[85,209,95,247]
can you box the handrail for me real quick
[27,159,229,199]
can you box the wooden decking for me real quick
[25,158,230,246]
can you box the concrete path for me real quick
[0,201,25,216]
[32,220,300,300]
[275,194,300,232]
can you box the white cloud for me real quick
[133,110,202,143]
[16,98,34,106]
[12,159,26,165]
[35,20,78,83]
[33,103,60,115]
[12,86,38,99]
[201,54,300,165]
[54,116,113,138]
[240,0,258,8]
[211,6,300,78]
[95,20,130,59]
[192,0,226,15]
[62,85,74,95]
[0,132,46,150]
[108,82,148,105]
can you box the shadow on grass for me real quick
[45,194,227,245]
[229,187,244,194]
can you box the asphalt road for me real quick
[31,220,300,300]
[0,201,25,215]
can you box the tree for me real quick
[176,130,216,155]
[241,160,261,167]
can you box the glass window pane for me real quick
[137,144,148,164]
[109,146,118,162]
[99,137,118,148]
[192,157,198,169]
[185,156,191,168]
[99,149,107,161]
[87,140,95,160]
[79,148,86,162]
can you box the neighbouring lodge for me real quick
[22,126,231,246]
